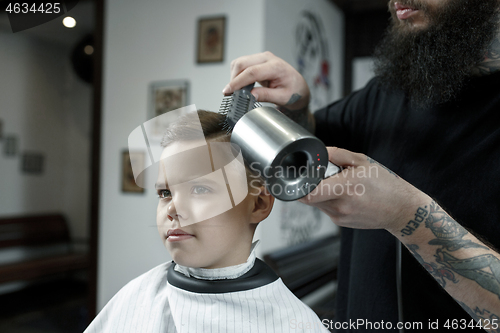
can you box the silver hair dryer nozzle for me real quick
[230,106,339,201]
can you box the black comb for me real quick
[219,83,261,133]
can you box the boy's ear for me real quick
[250,186,275,224]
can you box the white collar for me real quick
[174,240,260,280]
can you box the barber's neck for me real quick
[473,30,500,76]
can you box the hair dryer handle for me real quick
[324,161,341,179]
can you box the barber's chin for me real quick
[394,17,429,31]
[407,21,430,30]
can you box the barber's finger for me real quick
[229,52,271,81]
[327,146,366,167]
[298,173,345,205]
[226,63,278,96]
[297,148,358,205]
[251,86,289,106]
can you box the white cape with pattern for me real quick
[84,262,329,333]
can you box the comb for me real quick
[219,83,261,133]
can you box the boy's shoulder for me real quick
[84,261,175,333]
[120,261,173,294]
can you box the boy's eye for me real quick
[157,189,172,199]
[192,186,210,195]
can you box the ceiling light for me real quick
[63,17,76,28]
[84,45,94,55]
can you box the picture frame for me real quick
[4,135,17,157]
[148,80,189,138]
[122,151,145,194]
[197,16,226,63]
[21,152,44,175]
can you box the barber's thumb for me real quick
[326,147,365,167]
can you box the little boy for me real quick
[84,110,328,332]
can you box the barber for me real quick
[224,0,500,331]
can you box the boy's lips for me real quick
[394,2,419,20]
[166,228,194,242]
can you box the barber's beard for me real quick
[374,0,500,109]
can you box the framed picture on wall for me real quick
[148,80,189,137]
[21,152,45,174]
[197,16,226,63]
[4,135,17,157]
[122,151,145,193]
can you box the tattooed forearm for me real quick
[437,250,500,299]
[400,205,429,237]
[408,244,459,288]
[457,301,500,333]
[404,201,500,302]
[425,202,488,251]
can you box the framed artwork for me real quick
[295,11,331,111]
[149,80,189,137]
[197,16,226,63]
[122,151,145,193]
[21,152,44,174]
[4,135,17,157]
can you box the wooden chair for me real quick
[0,214,89,284]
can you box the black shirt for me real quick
[314,72,500,331]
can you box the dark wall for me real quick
[343,9,391,96]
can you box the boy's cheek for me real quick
[156,201,170,218]
[156,209,170,233]
[155,222,166,235]
[156,201,164,215]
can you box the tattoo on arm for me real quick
[425,202,487,251]
[457,301,500,333]
[404,202,500,302]
[286,93,302,106]
[408,244,459,288]
[400,205,429,237]
[436,250,500,298]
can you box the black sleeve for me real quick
[313,77,382,152]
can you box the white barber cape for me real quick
[85,252,328,332]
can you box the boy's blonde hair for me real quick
[161,110,262,186]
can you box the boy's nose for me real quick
[166,200,180,221]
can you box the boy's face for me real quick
[156,139,258,269]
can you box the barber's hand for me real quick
[224,51,310,111]
[300,147,431,234]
